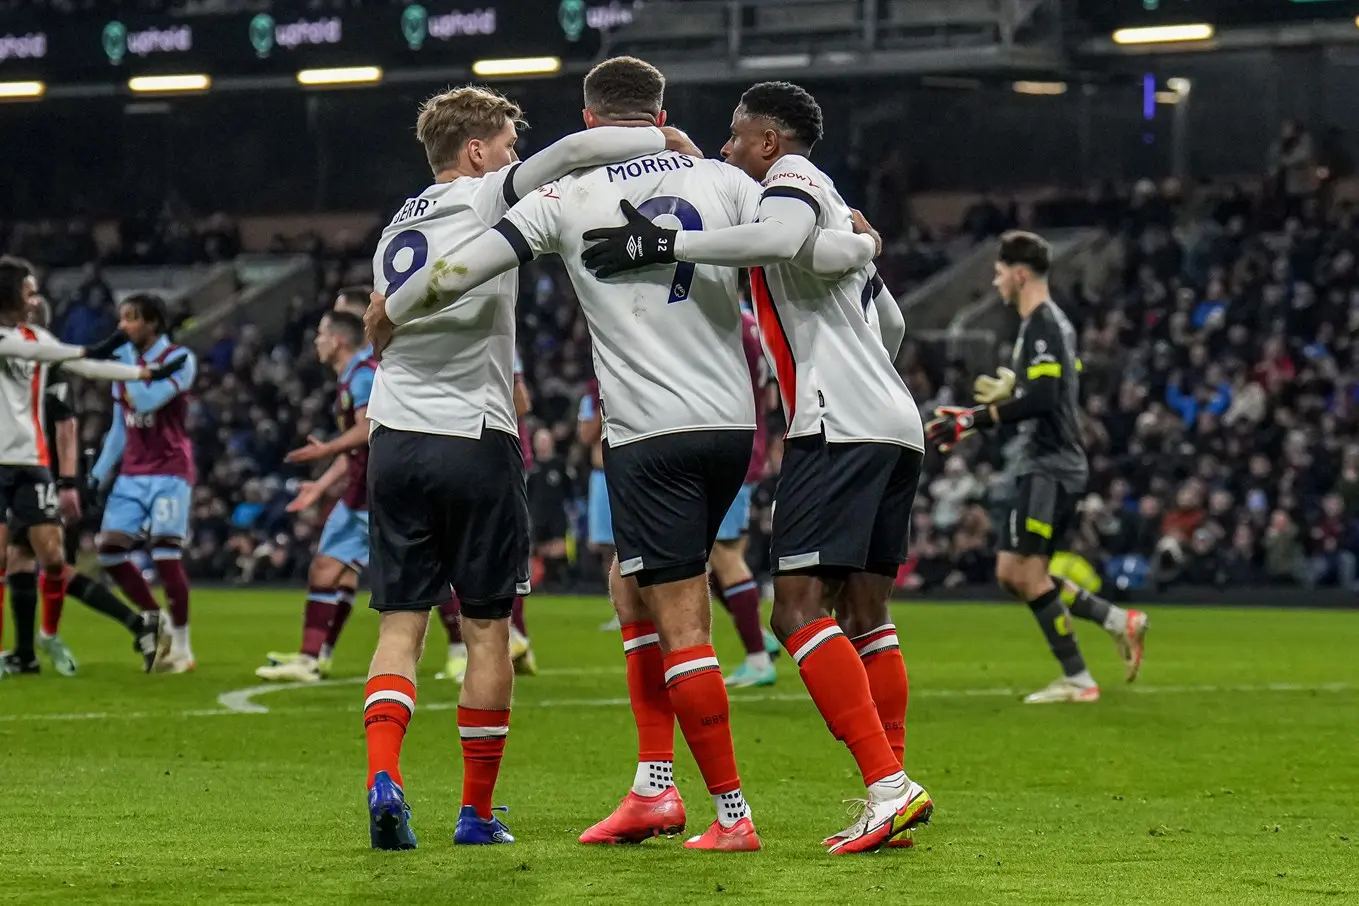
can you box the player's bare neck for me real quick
[334,349,355,377]
[435,167,472,184]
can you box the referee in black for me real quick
[925,231,1149,704]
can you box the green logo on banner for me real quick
[402,4,429,50]
[559,0,586,41]
[249,13,276,58]
[102,20,127,65]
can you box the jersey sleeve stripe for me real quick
[1027,362,1062,380]
[503,162,523,207]
[749,267,797,426]
[17,326,50,467]
[493,219,534,266]
[761,184,821,219]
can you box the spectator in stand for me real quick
[1269,119,1319,221]
[1308,493,1358,589]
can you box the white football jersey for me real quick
[502,152,761,445]
[0,325,54,466]
[752,155,923,450]
[369,168,522,440]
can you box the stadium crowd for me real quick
[903,174,1359,593]
[8,159,1355,595]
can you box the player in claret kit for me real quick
[579,80,930,854]
[713,303,780,688]
[91,293,199,674]
[256,310,375,683]
[263,288,375,673]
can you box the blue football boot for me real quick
[368,771,417,850]
[453,805,515,845]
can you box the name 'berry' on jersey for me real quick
[502,152,761,445]
[749,155,923,451]
[112,337,195,482]
[370,167,523,440]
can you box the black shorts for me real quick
[0,465,59,535]
[602,428,753,588]
[772,436,923,577]
[367,425,530,619]
[1001,473,1077,559]
[531,508,568,545]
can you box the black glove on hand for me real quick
[581,200,676,278]
[147,354,188,382]
[83,331,128,360]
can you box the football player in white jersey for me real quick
[377,58,880,853]
[356,85,694,852]
[0,257,181,675]
[578,81,932,854]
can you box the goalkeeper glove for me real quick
[580,200,676,278]
[973,366,1016,404]
[925,405,992,453]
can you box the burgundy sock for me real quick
[301,588,339,658]
[722,579,765,656]
[102,551,160,612]
[438,595,462,644]
[511,595,527,637]
[325,587,355,650]
[153,552,190,628]
[709,573,731,613]
[40,566,65,636]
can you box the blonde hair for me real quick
[415,85,526,173]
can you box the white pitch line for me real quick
[1,680,1352,725]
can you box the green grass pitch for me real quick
[1,592,1355,905]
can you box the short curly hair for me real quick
[736,81,823,148]
[584,56,665,121]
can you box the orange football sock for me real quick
[363,674,416,788]
[458,706,510,820]
[854,624,909,768]
[622,621,674,762]
[785,617,900,786]
[663,644,740,795]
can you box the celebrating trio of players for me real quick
[0,52,1149,856]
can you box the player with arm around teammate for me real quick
[925,232,1148,703]
[579,81,931,854]
[376,58,877,852]
[0,261,180,676]
[356,84,694,851]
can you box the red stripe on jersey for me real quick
[16,327,48,466]
[749,267,796,426]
